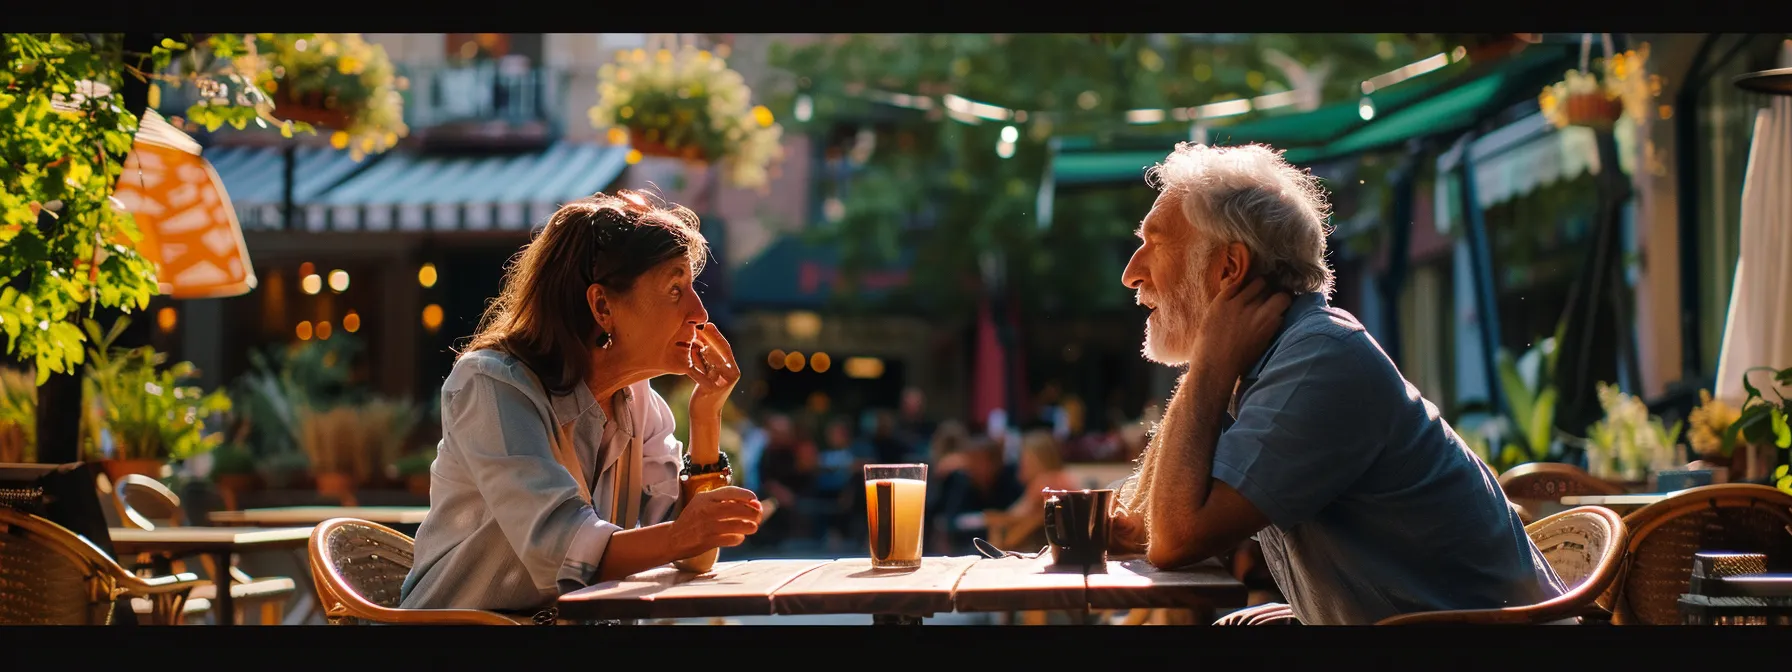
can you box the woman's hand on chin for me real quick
[685,322,741,416]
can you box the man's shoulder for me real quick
[1268,303,1381,365]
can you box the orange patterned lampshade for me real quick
[112,109,257,299]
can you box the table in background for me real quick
[109,526,313,625]
[208,506,429,527]
[1560,494,1671,511]
[556,553,1245,624]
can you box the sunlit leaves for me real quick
[2,34,163,380]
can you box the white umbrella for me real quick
[1713,95,1792,479]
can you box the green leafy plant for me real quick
[78,317,231,462]
[1723,366,1792,495]
[2,35,163,384]
[209,440,256,477]
[1494,322,1567,465]
[392,447,436,479]
[0,366,34,462]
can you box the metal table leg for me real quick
[210,550,235,626]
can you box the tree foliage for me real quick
[761,33,1446,319]
[3,33,399,384]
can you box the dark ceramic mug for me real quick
[1043,488,1114,567]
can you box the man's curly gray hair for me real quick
[1144,142,1336,298]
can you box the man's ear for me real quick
[587,284,613,333]
[1216,241,1253,289]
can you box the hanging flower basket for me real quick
[1540,44,1659,132]
[628,126,708,162]
[252,34,409,160]
[590,45,784,191]
[270,88,353,130]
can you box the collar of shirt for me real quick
[1229,291,1329,419]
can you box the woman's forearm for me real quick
[687,407,722,466]
[595,521,695,582]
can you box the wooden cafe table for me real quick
[556,553,1246,625]
[109,526,314,625]
[209,506,429,527]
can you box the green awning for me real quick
[1048,45,1578,186]
[1203,67,1461,150]
[1053,149,1173,187]
[1316,46,1575,159]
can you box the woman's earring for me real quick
[598,331,614,350]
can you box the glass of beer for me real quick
[864,463,927,569]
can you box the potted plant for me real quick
[1584,382,1683,486]
[1685,389,1742,481]
[209,440,259,510]
[297,398,418,504]
[392,448,436,497]
[1721,366,1791,491]
[174,34,408,160]
[589,44,785,191]
[0,367,34,463]
[78,318,232,482]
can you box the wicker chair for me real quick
[1498,463,1627,524]
[1378,506,1626,625]
[0,507,210,625]
[112,474,296,625]
[309,517,529,625]
[1215,506,1628,626]
[1599,484,1792,625]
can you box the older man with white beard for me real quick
[1105,142,1566,626]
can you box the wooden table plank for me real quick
[556,559,829,621]
[1559,494,1669,507]
[1085,556,1247,611]
[771,556,979,617]
[209,506,429,526]
[108,526,315,555]
[951,555,1088,613]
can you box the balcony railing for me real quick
[150,59,571,143]
[399,59,569,136]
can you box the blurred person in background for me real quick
[754,412,816,546]
[982,430,1080,551]
[929,437,1022,554]
[809,415,871,549]
[895,387,936,454]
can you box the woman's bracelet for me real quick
[679,450,731,481]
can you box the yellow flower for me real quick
[1686,389,1741,458]
[338,56,364,75]
[329,131,350,149]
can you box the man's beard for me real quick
[1140,249,1210,366]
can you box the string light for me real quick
[796,52,1453,131]
[328,270,350,293]
[418,263,438,288]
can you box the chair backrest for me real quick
[1498,463,1626,521]
[0,507,129,624]
[1378,506,1627,625]
[1603,484,1792,625]
[308,517,529,625]
[113,474,186,530]
[309,517,416,624]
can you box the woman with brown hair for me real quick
[399,191,762,615]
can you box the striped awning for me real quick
[312,141,629,232]
[204,145,367,230]
[201,141,631,233]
